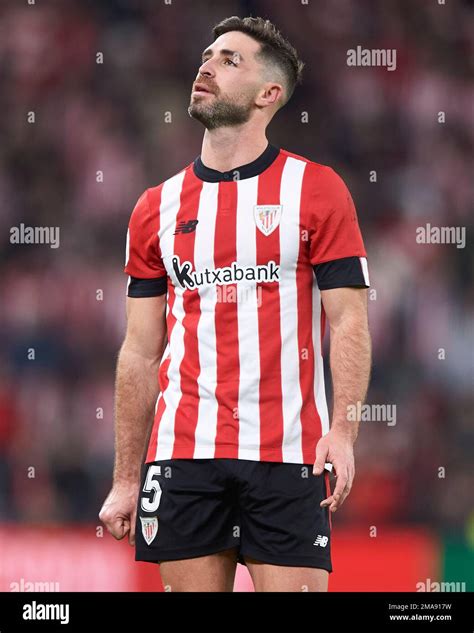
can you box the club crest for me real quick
[254,205,282,236]
[140,516,158,545]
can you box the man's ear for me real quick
[256,83,284,108]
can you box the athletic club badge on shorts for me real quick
[140,516,158,545]
[254,205,282,236]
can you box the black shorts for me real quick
[135,458,332,572]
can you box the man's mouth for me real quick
[193,83,215,95]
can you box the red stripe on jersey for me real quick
[298,166,323,464]
[172,171,203,458]
[144,184,168,462]
[213,181,240,458]
[256,153,287,461]
[146,356,170,462]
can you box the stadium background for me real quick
[0,0,472,592]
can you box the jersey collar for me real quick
[193,143,280,183]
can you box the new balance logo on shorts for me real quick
[174,219,198,234]
[313,535,329,547]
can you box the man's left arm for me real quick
[313,286,372,512]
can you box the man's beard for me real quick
[188,93,253,130]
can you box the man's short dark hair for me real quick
[213,16,304,106]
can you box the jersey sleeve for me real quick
[308,165,370,290]
[124,189,167,297]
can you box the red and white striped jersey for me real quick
[124,144,369,465]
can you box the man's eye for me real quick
[224,58,237,66]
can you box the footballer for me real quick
[99,16,372,592]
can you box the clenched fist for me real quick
[99,481,139,546]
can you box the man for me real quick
[99,16,371,592]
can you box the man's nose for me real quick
[198,58,215,78]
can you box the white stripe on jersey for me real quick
[152,170,186,460]
[360,256,370,286]
[279,157,307,462]
[125,229,131,292]
[235,175,261,460]
[193,182,220,458]
[312,279,332,471]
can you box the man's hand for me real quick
[313,429,355,513]
[99,481,139,545]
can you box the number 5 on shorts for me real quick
[141,464,162,513]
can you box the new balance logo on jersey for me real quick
[313,535,329,547]
[174,219,198,234]
[171,255,280,291]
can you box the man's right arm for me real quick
[99,293,167,545]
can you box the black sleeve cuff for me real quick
[313,256,369,290]
[127,276,167,297]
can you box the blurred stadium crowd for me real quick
[0,0,472,535]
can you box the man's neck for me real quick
[200,124,269,173]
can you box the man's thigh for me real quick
[245,558,329,592]
[159,547,239,592]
